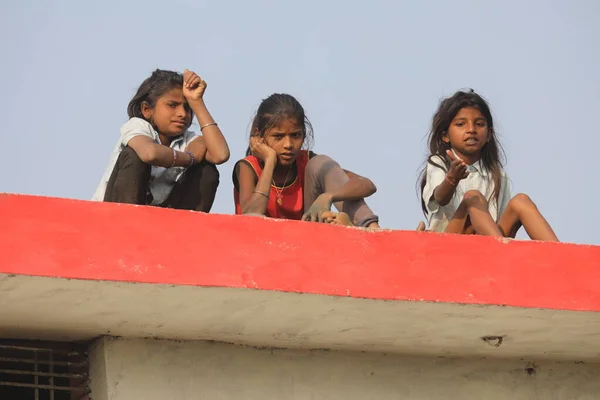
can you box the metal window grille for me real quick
[0,339,89,400]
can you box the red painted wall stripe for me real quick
[1,194,599,312]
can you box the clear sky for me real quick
[1,0,599,245]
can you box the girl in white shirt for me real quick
[93,69,230,211]
[418,90,558,241]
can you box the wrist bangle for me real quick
[445,176,457,186]
[170,148,177,168]
[185,151,195,167]
[253,190,269,199]
[200,122,217,130]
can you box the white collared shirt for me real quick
[422,155,512,232]
[92,117,200,205]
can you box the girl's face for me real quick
[142,88,192,139]
[263,118,304,166]
[443,107,490,161]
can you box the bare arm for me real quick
[127,136,193,168]
[188,99,230,164]
[182,70,230,165]
[185,136,208,164]
[433,178,458,206]
[237,159,276,215]
[433,150,469,206]
[237,137,279,215]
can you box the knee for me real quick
[120,146,144,163]
[117,146,150,173]
[203,161,220,182]
[462,190,488,206]
[193,161,220,187]
[508,193,537,213]
[306,154,337,176]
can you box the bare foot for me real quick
[322,211,354,226]
[416,221,426,231]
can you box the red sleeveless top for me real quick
[233,151,311,220]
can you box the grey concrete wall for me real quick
[89,337,600,400]
[88,338,110,400]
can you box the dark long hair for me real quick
[246,93,314,156]
[127,69,190,123]
[418,89,506,214]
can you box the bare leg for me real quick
[303,155,379,228]
[497,193,559,241]
[445,190,503,236]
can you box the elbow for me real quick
[242,206,265,216]
[367,182,377,197]
[214,151,230,165]
[208,149,230,165]
[435,196,449,207]
[137,147,158,164]
[432,187,450,207]
[241,200,266,216]
[363,178,377,197]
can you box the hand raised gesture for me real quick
[182,69,207,101]
[446,150,469,184]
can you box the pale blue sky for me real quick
[1,0,598,244]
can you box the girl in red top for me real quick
[233,93,379,228]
